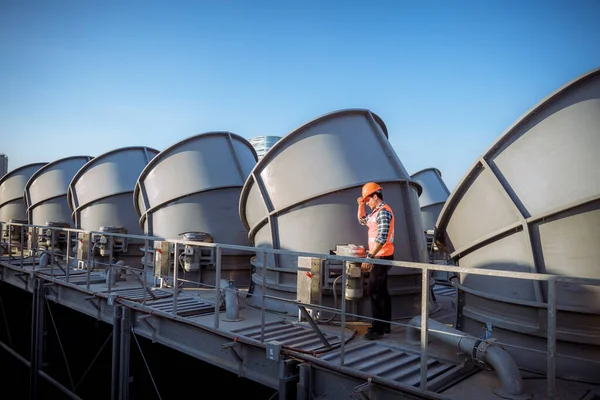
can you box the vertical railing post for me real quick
[547,278,557,400]
[142,239,148,306]
[65,230,71,282]
[86,233,93,290]
[172,243,179,315]
[260,250,267,342]
[213,246,222,329]
[20,223,25,268]
[50,229,56,266]
[340,259,347,366]
[8,223,12,261]
[419,267,430,391]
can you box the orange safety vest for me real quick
[367,203,395,257]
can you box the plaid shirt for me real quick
[359,202,393,245]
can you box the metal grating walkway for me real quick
[231,321,344,354]
[319,341,455,386]
[103,287,173,302]
[147,296,222,317]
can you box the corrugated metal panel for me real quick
[147,296,222,317]
[231,321,342,353]
[103,287,172,302]
[319,341,455,386]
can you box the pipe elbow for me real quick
[482,344,525,398]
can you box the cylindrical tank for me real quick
[0,162,48,248]
[239,109,429,316]
[0,162,47,223]
[410,168,450,232]
[25,156,92,226]
[133,132,258,287]
[68,146,159,233]
[434,67,600,383]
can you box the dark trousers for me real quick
[368,254,393,332]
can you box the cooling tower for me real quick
[133,132,257,286]
[25,156,92,226]
[410,168,450,232]
[68,146,159,232]
[239,109,429,316]
[434,67,600,383]
[0,162,47,224]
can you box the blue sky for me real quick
[1,0,599,192]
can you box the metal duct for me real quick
[239,109,429,316]
[68,146,159,233]
[434,67,600,383]
[410,168,450,232]
[25,156,92,226]
[0,162,47,223]
[133,132,257,286]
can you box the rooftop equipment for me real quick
[239,109,430,317]
[68,146,160,274]
[434,67,600,383]
[134,132,257,287]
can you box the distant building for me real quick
[0,154,7,178]
[248,136,281,160]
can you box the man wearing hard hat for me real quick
[357,182,395,340]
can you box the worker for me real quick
[357,182,394,340]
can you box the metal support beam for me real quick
[278,359,299,400]
[111,305,132,400]
[296,363,312,400]
[111,306,122,400]
[29,278,45,400]
[119,306,132,400]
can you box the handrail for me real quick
[1,221,598,400]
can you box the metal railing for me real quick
[1,221,600,400]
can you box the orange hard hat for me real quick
[361,182,382,201]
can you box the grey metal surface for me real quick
[101,286,172,301]
[147,296,221,316]
[231,320,342,353]
[319,341,454,387]
[24,156,92,226]
[0,162,47,223]
[133,132,258,285]
[68,146,159,233]
[434,67,600,383]
[239,109,429,315]
[410,168,451,232]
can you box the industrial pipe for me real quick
[407,316,526,399]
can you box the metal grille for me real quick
[53,271,107,285]
[231,321,342,353]
[319,341,454,386]
[147,296,222,317]
[103,287,173,302]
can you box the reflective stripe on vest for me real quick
[366,203,395,257]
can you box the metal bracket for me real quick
[298,306,331,348]
[15,272,29,285]
[84,296,102,320]
[138,314,157,343]
[223,341,244,377]
[44,282,58,298]
[354,377,374,399]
